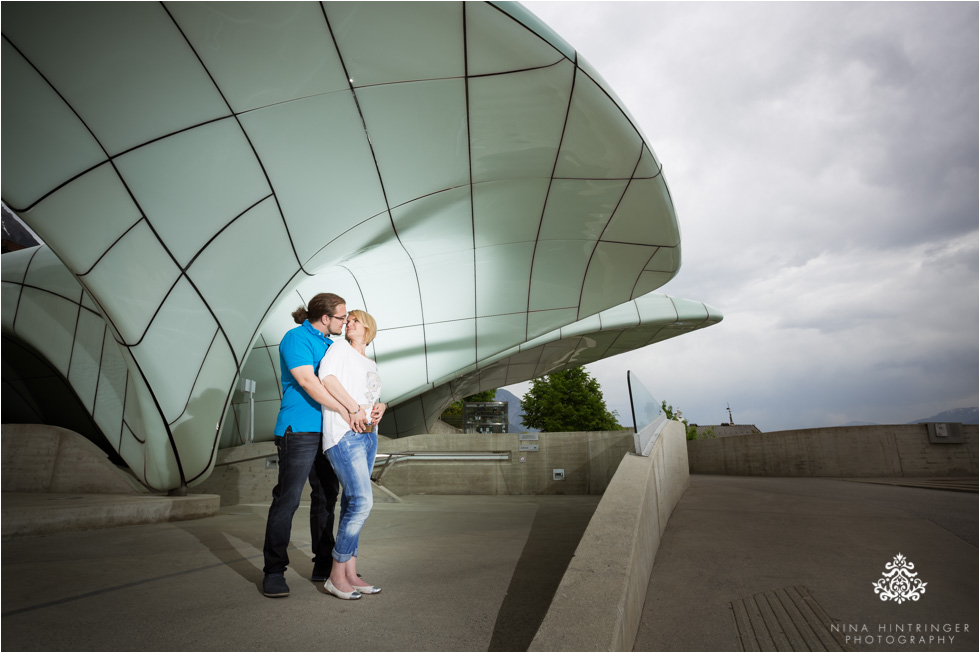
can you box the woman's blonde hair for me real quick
[346,309,377,345]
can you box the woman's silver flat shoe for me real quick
[324,579,362,600]
[352,584,381,594]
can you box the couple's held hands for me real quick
[343,403,385,433]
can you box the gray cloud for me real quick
[517,1,978,430]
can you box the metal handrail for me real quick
[373,450,510,484]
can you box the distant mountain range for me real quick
[493,388,539,433]
[840,407,978,427]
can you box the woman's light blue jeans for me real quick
[324,430,378,562]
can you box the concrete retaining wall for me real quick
[1,424,146,494]
[375,430,634,496]
[529,420,689,652]
[688,424,979,477]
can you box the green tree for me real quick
[520,367,622,432]
[661,400,716,440]
[440,389,498,423]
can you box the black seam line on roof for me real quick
[524,54,579,341]
[122,419,146,445]
[179,273,243,371]
[6,282,101,320]
[92,272,181,349]
[0,33,114,213]
[468,57,566,79]
[117,370,130,448]
[182,194,273,271]
[65,292,85,385]
[185,342,235,485]
[90,322,109,439]
[119,343,185,483]
[551,163,664,181]
[78,212,143,277]
[486,1,571,64]
[631,247,663,299]
[576,66,650,164]
[319,3,431,387]
[463,2,479,379]
[370,304,581,333]
[257,334,283,402]
[9,246,43,334]
[577,145,645,320]
[167,327,219,425]
[160,3,309,278]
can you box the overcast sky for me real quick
[508,1,979,431]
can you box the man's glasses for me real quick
[328,314,347,322]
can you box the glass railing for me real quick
[627,370,668,456]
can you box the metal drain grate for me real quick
[731,585,853,652]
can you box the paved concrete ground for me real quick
[1,495,599,652]
[635,476,978,652]
[2,477,976,652]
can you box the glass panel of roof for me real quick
[1,40,106,210]
[358,79,468,209]
[168,2,349,113]
[325,1,463,86]
[118,425,145,479]
[634,294,681,324]
[304,212,393,272]
[670,298,710,325]
[579,242,657,317]
[528,239,592,311]
[1,249,30,284]
[527,307,577,340]
[390,398,426,435]
[576,55,647,144]
[67,308,106,412]
[473,179,549,248]
[469,61,574,183]
[391,186,472,259]
[634,144,662,178]
[632,271,676,298]
[239,93,387,264]
[539,179,628,242]
[80,291,100,315]
[0,284,21,332]
[170,336,236,478]
[646,246,680,272]
[372,325,426,404]
[131,277,217,424]
[424,320,476,382]
[188,198,297,362]
[23,247,83,303]
[240,343,283,404]
[115,118,270,268]
[415,249,475,323]
[14,288,76,376]
[476,313,527,361]
[466,1,564,76]
[93,336,127,443]
[490,2,575,60]
[559,313,602,339]
[554,72,642,179]
[598,301,641,329]
[567,330,620,365]
[24,164,141,275]
[478,364,510,389]
[602,176,679,247]
[80,221,180,345]
[2,3,229,155]
[337,242,423,330]
[475,242,534,317]
[505,362,539,385]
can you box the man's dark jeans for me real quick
[262,430,339,575]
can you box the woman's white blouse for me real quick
[317,338,382,451]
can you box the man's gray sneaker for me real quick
[262,573,289,598]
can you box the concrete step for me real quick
[1,492,220,540]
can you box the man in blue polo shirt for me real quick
[262,292,370,598]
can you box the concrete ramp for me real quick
[1,424,219,538]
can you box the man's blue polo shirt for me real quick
[274,320,333,435]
